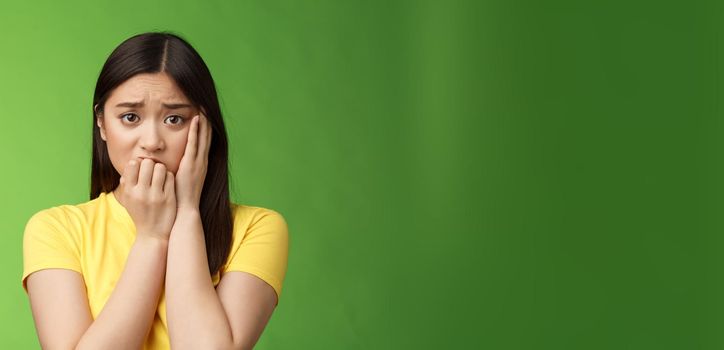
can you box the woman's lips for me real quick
[137,156,162,164]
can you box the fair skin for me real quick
[26,72,278,349]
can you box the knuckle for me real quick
[129,191,142,202]
[149,192,163,204]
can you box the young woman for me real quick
[21,32,289,349]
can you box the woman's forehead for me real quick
[108,73,190,106]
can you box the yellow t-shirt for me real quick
[21,191,289,349]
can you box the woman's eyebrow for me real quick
[115,101,143,108]
[115,101,192,109]
[163,103,192,109]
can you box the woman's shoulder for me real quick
[26,196,105,227]
[24,200,101,243]
[230,202,288,236]
[231,202,285,221]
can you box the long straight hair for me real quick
[90,32,232,276]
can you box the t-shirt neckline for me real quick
[106,191,134,227]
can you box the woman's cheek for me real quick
[172,144,187,174]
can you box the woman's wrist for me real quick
[135,233,171,246]
[176,205,201,216]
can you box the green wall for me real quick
[1,0,723,348]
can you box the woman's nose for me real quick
[139,124,164,151]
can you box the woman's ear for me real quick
[94,104,107,141]
[96,117,107,141]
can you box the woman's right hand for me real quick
[116,158,177,241]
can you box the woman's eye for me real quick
[165,115,184,125]
[120,113,139,123]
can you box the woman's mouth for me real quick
[137,156,162,164]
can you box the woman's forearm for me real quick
[75,235,168,350]
[165,208,234,349]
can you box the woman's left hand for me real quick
[175,111,212,211]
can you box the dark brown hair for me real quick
[90,32,232,276]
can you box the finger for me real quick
[198,113,210,161]
[202,113,212,160]
[151,162,167,189]
[124,159,140,186]
[207,114,212,158]
[164,171,175,195]
[138,158,155,187]
[184,115,199,159]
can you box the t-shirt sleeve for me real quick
[21,207,82,294]
[224,208,289,303]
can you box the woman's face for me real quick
[96,72,199,176]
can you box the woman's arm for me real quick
[165,208,234,349]
[165,208,279,350]
[74,235,167,349]
[26,269,92,349]
[27,234,167,349]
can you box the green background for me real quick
[1,0,723,348]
